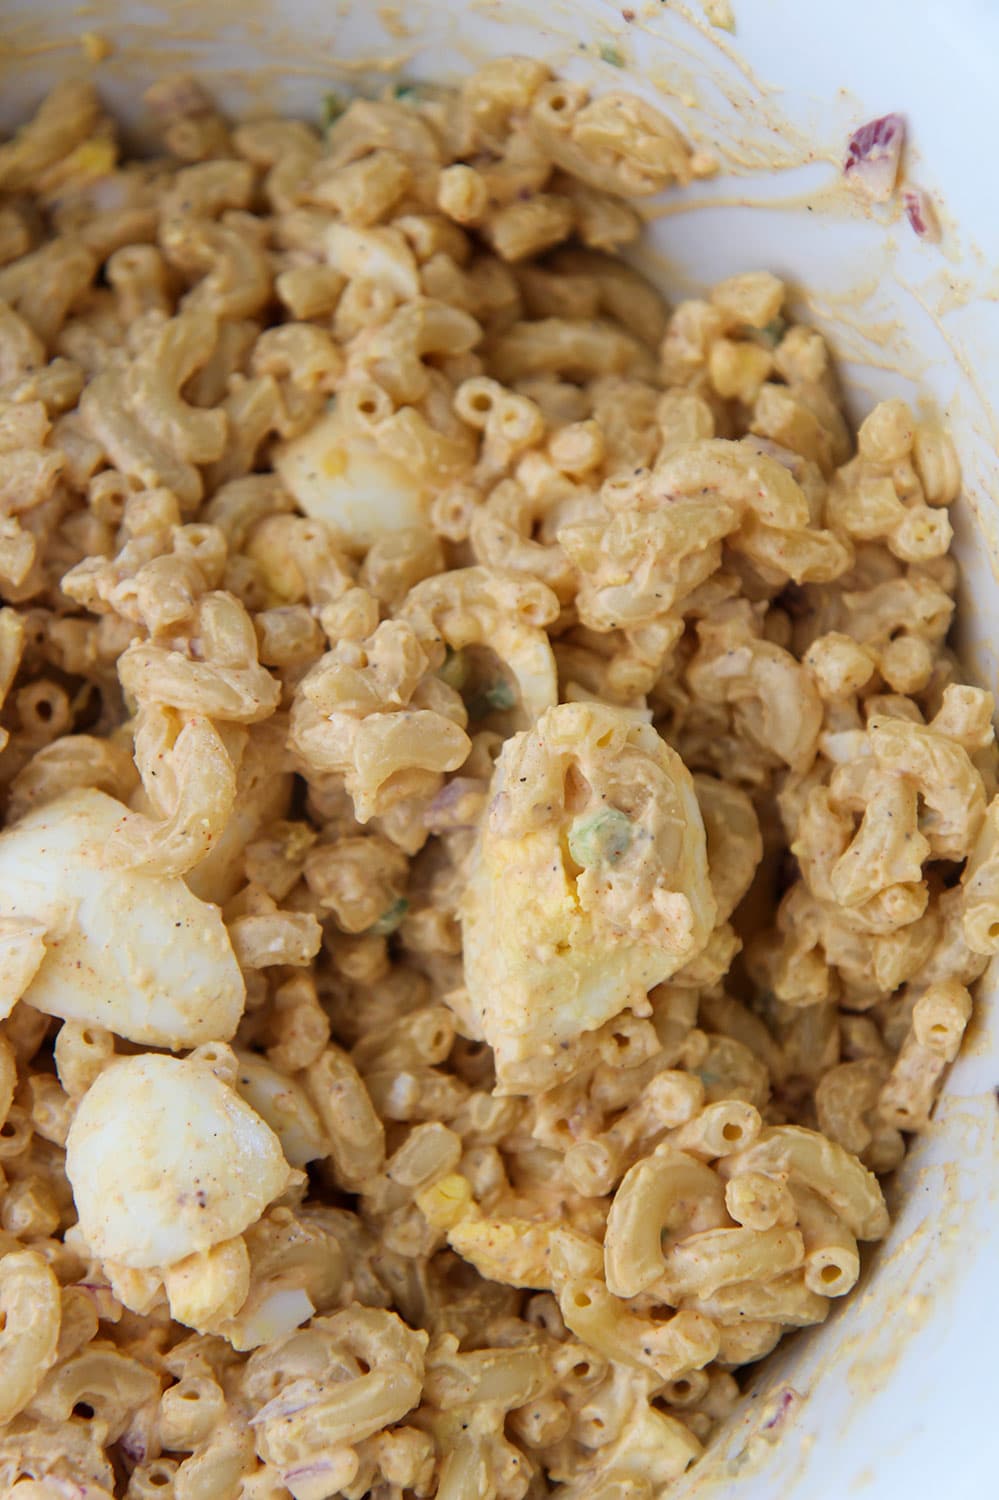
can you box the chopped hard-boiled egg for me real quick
[0,786,244,1047]
[66,1053,295,1269]
[461,702,716,1092]
[224,1286,316,1352]
[0,916,46,1021]
[234,1051,329,1168]
[274,405,429,549]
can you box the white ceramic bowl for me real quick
[2,2,995,1494]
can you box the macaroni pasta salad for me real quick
[0,56,995,1500]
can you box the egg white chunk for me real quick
[66,1053,294,1269]
[274,406,427,549]
[0,786,244,1047]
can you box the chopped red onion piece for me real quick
[844,113,905,202]
[118,1433,147,1465]
[762,1386,799,1432]
[424,775,486,832]
[903,186,942,243]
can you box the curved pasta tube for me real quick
[559,1278,719,1382]
[0,301,46,390]
[365,299,481,406]
[174,1412,255,1500]
[470,479,577,602]
[719,1125,889,1241]
[0,238,98,348]
[425,1341,548,1411]
[490,317,653,384]
[0,1250,61,1423]
[78,310,230,509]
[655,1224,804,1302]
[729,516,851,583]
[684,1270,831,1330]
[869,716,986,858]
[158,1373,227,1450]
[652,438,810,528]
[460,57,551,149]
[564,1384,703,1493]
[242,512,353,608]
[303,1046,386,1192]
[604,1146,728,1298]
[688,610,822,773]
[668,1100,763,1161]
[462,703,716,1092]
[840,574,954,647]
[250,323,343,439]
[415,1342,545,1500]
[814,1058,887,1157]
[714,1321,784,1367]
[289,616,470,822]
[9,1481,117,1500]
[0,1367,115,1496]
[327,97,443,169]
[560,495,735,632]
[186,718,294,905]
[159,158,256,220]
[129,311,227,464]
[161,217,272,319]
[26,1347,161,1442]
[0,79,101,191]
[656,439,850,583]
[107,709,237,878]
[828,772,930,908]
[402,565,560,725]
[694,774,763,923]
[724,1171,796,1232]
[529,85,694,196]
[0,605,24,753]
[790,1183,860,1298]
[248,1307,426,1470]
[565,1069,705,1196]
[118,592,281,723]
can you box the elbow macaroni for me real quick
[0,55,990,1500]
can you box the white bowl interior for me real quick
[2,1,996,1492]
